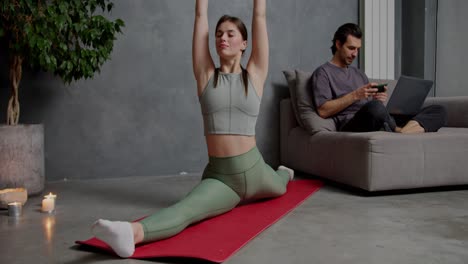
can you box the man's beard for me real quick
[345,57,355,65]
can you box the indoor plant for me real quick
[0,0,124,203]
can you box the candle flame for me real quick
[44,192,57,199]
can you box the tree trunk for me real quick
[7,55,23,125]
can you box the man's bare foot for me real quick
[400,120,425,134]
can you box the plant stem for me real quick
[7,55,23,125]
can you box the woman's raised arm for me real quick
[193,0,215,92]
[247,0,269,84]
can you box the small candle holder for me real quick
[8,202,23,217]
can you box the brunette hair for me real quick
[331,23,362,55]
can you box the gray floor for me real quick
[1,174,467,264]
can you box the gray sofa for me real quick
[280,70,468,191]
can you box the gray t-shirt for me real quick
[311,61,370,126]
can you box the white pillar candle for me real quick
[42,197,55,213]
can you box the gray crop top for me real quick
[199,71,261,136]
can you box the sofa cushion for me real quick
[283,69,337,134]
[424,96,468,128]
[295,70,337,134]
[282,70,303,128]
[282,126,468,191]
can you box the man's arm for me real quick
[317,83,377,118]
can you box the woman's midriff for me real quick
[205,134,256,157]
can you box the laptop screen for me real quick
[386,75,433,116]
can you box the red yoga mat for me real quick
[76,179,322,263]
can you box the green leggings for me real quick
[139,146,290,242]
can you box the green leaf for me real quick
[59,43,68,51]
[116,19,124,27]
[4,0,124,84]
[58,2,69,13]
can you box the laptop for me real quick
[386,75,433,116]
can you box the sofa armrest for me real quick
[280,98,298,162]
[280,98,298,130]
[423,96,468,127]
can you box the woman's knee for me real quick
[245,164,287,199]
[274,184,287,196]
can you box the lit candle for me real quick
[44,192,57,200]
[8,202,23,217]
[41,193,56,213]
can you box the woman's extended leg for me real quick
[139,178,240,241]
[93,178,240,257]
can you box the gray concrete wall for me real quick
[436,0,468,96]
[0,0,358,181]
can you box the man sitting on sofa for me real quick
[311,23,447,133]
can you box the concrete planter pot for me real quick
[0,124,45,196]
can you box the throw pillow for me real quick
[295,69,337,134]
[282,70,304,127]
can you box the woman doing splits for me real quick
[91,0,294,258]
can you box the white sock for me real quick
[278,165,294,181]
[92,219,135,258]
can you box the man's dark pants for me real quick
[340,101,447,132]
